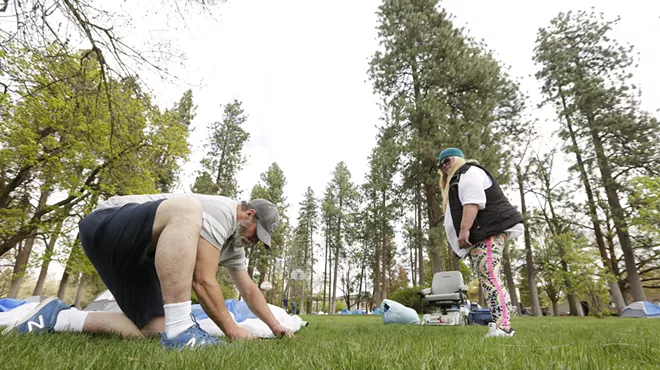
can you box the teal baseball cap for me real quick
[438,148,464,163]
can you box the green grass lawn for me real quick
[1,315,658,369]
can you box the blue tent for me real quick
[351,309,365,315]
[372,307,382,314]
[621,301,660,318]
[339,309,350,315]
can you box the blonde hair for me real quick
[439,157,479,212]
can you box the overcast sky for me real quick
[112,0,659,222]
[22,0,660,283]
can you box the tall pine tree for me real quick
[192,99,249,198]
[534,10,660,302]
[368,0,524,274]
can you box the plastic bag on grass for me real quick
[381,299,420,325]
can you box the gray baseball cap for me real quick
[248,199,280,248]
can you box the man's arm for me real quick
[230,268,295,338]
[458,204,479,248]
[192,237,255,340]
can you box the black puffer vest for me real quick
[448,163,523,244]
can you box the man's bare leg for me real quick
[151,196,202,303]
[150,196,203,339]
[81,312,143,338]
[55,311,161,339]
[4,300,144,338]
[140,316,165,338]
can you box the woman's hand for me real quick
[458,229,472,249]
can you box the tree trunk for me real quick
[371,190,382,307]
[416,182,424,284]
[373,231,381,307]
[7,187,50,298]
[566,288,581,315]
[450,246,460,271]
[605,224,628,301]
[516,165,542,316]
[409,238,416,286]
[7,230,37,298]
[550,298,559,316]
[257,257,267,288]
[502,243,519,314]
[558,243,581,316]
[33,223,63,296]
[358,262,365,310]
[539,158,582,317]
[587,115,646,302]
[323,219,328,311]
[561,95,627,314]
[344,265,351,309]
[381,239,388,299]
[246,244,257,279]
[411,54,443,274]
[57,237,81,300]
[330,244,339,314]
[309,223,314,313]
[330,202,342,314]
[424,180,445,273]
[74,273,86,309]
[604,221,622,278]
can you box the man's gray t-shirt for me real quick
[95,193,247,270]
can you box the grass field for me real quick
[1,315,659,369]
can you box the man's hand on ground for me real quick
[226,326,257,341]
[270,324,294,338]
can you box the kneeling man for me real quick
[3,193,293,349]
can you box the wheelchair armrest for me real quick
[418,288,432,297]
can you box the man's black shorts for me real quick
[78,199,166,329]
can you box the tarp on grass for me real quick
[0,293,307,338]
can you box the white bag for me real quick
[381,299,420,325]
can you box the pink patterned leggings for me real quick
[469,233,512,331]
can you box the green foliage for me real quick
[359,126,402,304]
[630,176,660,235]
[388,286,432,314]
[191,285,237,304]
[518,264,532,307]
[323,161,360,312]
[0,41,193,293]
[288,186,319,300]
[535,10,660,179]
[629,176,660,290]
[192,100,249,197]
[247,162,290,286]
[252,162,290,249]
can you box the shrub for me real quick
[387,286,433,314]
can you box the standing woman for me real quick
[438,148,524,337]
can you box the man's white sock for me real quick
[164,300,195,339]
[53,309,89,332]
